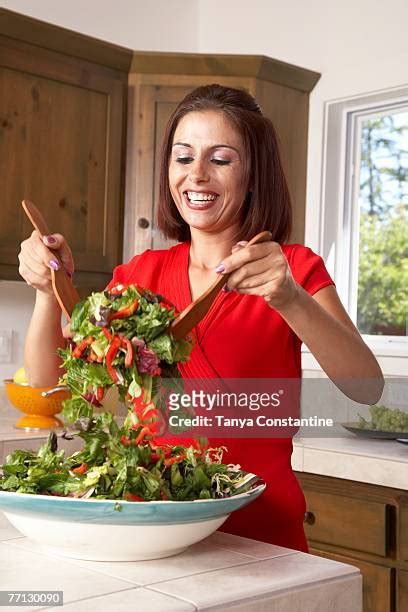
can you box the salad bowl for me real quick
[0,480,265,561]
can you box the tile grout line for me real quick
[150,568,361,611]
[35,585,140,611]
[207,541,297,561]
[143,586,199,611]
[1,538,300,590]
[144,553,305,587]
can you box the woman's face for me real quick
[169,110,247,236]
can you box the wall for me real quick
[0,0,199,50]
[0,282,34,380]
[1,0,406,379]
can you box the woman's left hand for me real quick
[217,241,299,310]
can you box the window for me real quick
[321,87,408,358]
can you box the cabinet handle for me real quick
[304,511,316,525]
[137,217,150,229]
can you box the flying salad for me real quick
[0,284,261,502]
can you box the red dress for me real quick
[109,242,334,552]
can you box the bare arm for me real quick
[277,285,384,404]
[220,241,384,404]
[24,292,65,387]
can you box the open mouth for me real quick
[183,191,219,209]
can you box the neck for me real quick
[189,226,239,270]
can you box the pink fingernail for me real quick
[222,284,231,293]
[215,264,225,273]
[45,235,56,244]
[49,259,60,271]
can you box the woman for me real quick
[19,84,384,552]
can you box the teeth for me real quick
[187,191,217,202]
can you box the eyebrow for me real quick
[172,142,241,154]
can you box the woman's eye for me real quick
[176,157,193,164]
[212,159,231,165]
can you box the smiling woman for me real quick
[20,83,384,553]
[168,111,247,236]
[158,84,292,245]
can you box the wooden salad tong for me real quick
[170,230,272,340]
[22,200,80,319]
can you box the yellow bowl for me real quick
[3,379,70,430]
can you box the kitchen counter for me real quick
[0,512,361,611]
[292,434,408,490]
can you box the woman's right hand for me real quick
[18,230,74,295]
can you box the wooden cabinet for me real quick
[0,11,320,289]
[297,472,408,612]
[124,53,320,261]
[397,570,408,612]
[0,9,132,289]
[311,548,393,612]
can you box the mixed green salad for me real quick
[0,283,260,502]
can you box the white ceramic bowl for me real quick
[0,480,265,561]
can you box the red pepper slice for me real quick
[109,299,139,322]
[96,387,105,402]
[121,337,134,367]
[88,349,99,362]
[72,336,94,359]
[164,454,186,467]
[101,327,113,341]
[124,492,144,502]
[149,441,172,458]
[72,462,87,475]
[106,336,121,383]
[134,425,152,445]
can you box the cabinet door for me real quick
[311,547,393,612]
[0,36,126,288]
[126,83,192,258]
[397,569,408,612]
[398,503,408,562]
[304,489,389,557]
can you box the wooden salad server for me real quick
[170,230,272,340]
[21,200,80,319]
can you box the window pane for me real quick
[357,111,408,336]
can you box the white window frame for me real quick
[304,86,408,375]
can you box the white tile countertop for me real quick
[292,435,408,490]
[0,513,362,611]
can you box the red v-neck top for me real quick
[109,242,334,552]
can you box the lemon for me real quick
[13,366,28,385]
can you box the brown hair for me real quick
[157,84,292,243]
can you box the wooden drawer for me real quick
[397,569,408,612]
[398,504,408,561]
[304,490,389,557]
[311,547,392,612]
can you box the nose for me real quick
[189,157,210,183]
